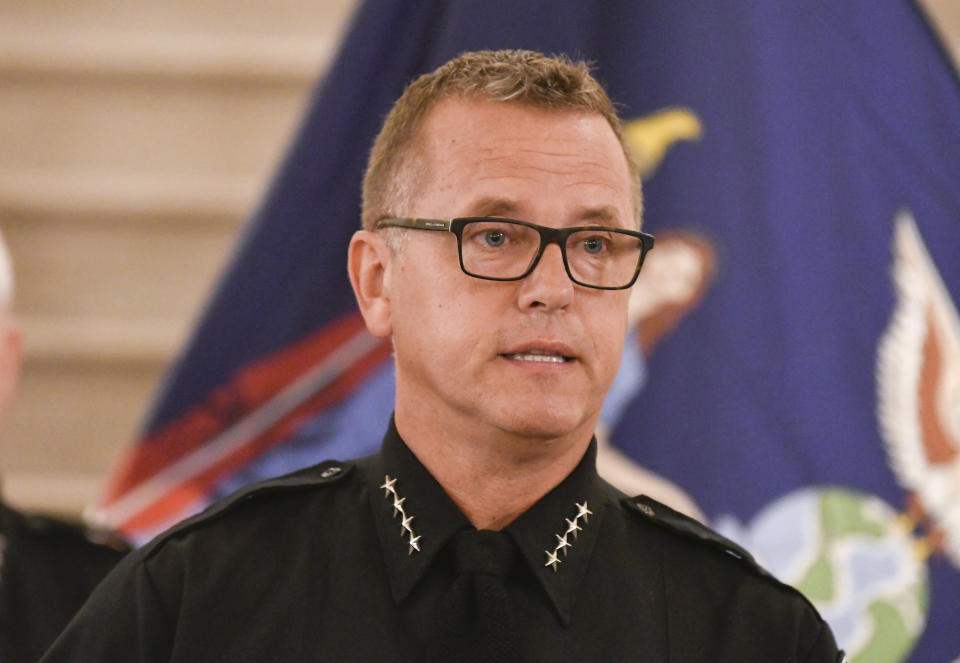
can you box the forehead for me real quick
[412,99,634,225]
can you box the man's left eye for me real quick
[582,237,607,254]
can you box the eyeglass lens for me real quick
[459,219,642,288]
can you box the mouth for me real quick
[500,347,575,364]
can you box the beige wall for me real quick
[1,1,957,518]
[0,0,358,516]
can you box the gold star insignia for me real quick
[380,475,421,555]
[575,501,593,523]
[381,475,397,497]
[544,549,561,571]
[400,514,415,534]
[408,535,422,555]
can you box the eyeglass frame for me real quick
[374,217,655,290]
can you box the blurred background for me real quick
[0,0,357,516]
[0,0,957,520]
[3,4,958,660]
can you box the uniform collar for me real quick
[503,439,607,625]
[365,417,609,626]
[366,419,471,605]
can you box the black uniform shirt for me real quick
[0,499,127,663]
[43,420,843,662]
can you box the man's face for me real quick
[386,99,635,443]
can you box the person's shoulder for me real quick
[1,501,128,567]
[619,494,759,566]
[0,503,130,660]
[139,458,361,561]
[614,491,817,607]
[613,492,843,659]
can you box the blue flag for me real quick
[95,2,960,660]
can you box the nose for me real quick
[517,243,574,311]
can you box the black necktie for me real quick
[430,529,520,663]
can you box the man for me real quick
[43,50,842,661]
[0,230,128,662]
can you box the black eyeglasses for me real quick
[375,217,654,290]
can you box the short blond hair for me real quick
[361,49,641,231]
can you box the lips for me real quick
[505,352,568,363]
[500,343,576,363]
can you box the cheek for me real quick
[591,297,631,367]
[429,291,497,352]
[397,277,485,363]
[425,300,466,349]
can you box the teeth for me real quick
[507,353,566,363]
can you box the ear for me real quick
[0,316,22,423]
[348,231,394,339]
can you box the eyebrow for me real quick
[463,198,624,226]
[577,206,620,225]
[465,197,520,219]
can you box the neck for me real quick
[394,407,594,530]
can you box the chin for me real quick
[491,402,593,441]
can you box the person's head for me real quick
[0,230,22,429]
[361,49,641,234]
[349,50,645,451]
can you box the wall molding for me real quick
[0,170,257,225]
[21,314,187,365]
[0,29,334,84]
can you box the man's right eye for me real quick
[483,230,506,247]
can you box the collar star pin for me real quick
[544,549,561,571]
[381,475,422,555]
[408,535,422,553]
[565,517,583,539]
[544,500,591,573]
[576,501,593,523]
[381,476,397,497]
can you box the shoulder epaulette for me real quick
[625,494,844,659]
[624,494,833,613]
[142,459,354,556]
[624,494,764,574]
